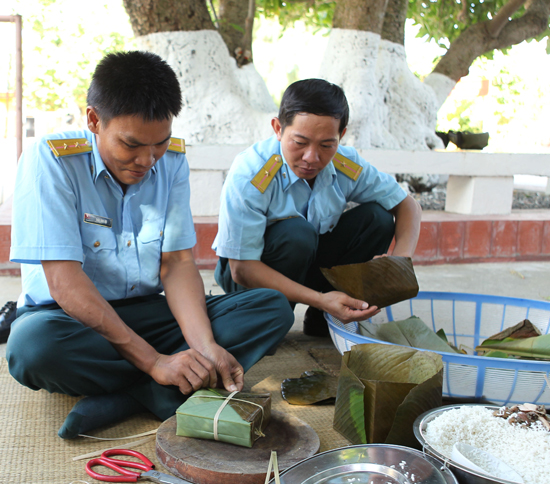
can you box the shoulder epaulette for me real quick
[332,152,362,181]
[251,154,283,193]
[47,138,92,157]
[167,137,186,154]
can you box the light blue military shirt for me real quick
[213,135,407,260]
[10,129,196,307]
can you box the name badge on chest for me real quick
[84,213,113,228]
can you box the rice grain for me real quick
[425,406,550,484]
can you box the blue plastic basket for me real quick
[326,291,550,406]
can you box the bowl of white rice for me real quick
[413,404,550,484]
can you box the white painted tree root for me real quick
[136,30,276,145]
[320,28,453,151]
[136,28,457,152]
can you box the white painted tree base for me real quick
[135,28,458,153]
[319,28,449,151]
[136,31,277,145]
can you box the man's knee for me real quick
[347,202,395,246]
[263,217,318,270]
[369,202,395,236]
[261,288,295,333]
[6,311,61,388]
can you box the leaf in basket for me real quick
[281,370,338,405]
[476,333,550,359]
[484,350,513,358]
[482,319,541,345]
[436,328,448,342]
[320,256,419,308]
[358,317,460,353]
[333,344,443,445]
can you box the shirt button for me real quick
[94,241,100,248]
[330,225,334,229]
[160,230,163,237]
[127,240,132,247]
[130,285,135,291]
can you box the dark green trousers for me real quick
[6,289,293,420]
[216,202,395,296]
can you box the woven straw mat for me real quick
[0,338,348,484]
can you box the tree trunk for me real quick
[433,0,550,81]
[122,0,214,36]
[381,0,408,45]
[333,0,389,33]
[321,0,442,150]
[218,0,255,66]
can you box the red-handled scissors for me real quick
[86,449,191,483]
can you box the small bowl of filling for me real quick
[413,403,550,484]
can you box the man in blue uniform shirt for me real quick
[7,51,293,438]
[213,79,422,336]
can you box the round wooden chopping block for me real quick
[156,410,320,484]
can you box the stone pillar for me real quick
[445,175,514,215]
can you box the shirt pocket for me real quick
[137,218,165,281]
[81,222,117,281]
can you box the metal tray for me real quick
[413,404,523,484]
[272,444,458,484]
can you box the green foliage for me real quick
[491,66,524,127]
[443,99,483,132]
[256,0,335,32]
[9,0,132,114]
[408,0,550,53]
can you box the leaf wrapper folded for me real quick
[176,388,271,448]
[333,343,443,448]
[320,256,419,308]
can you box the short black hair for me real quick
[87,51,182,124]
[278,79,349,135]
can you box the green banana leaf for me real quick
[320,256,419,308]
[281,370,338,405]
[333,343,443,448]
[359,316,460,354]
[476,319,549,359]
[484,350,512,358]
[476,334,550,359]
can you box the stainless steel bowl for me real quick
[413,404,523,484]
[271,444,459,484]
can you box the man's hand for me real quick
[150,345,244,395]
[150,350,218,395]
[198,344,244,393]
[319,291,380,324]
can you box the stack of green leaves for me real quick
[358,316,461,353]
[333,344,443,448]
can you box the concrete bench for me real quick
[187,146,550,216]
